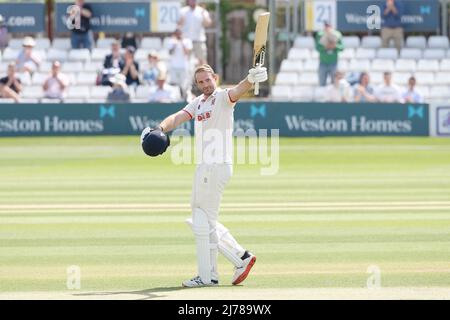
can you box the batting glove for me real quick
[247,66,268,84]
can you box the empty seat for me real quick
[406,36,427,49]
[349,59,371,72]
[287,48,311,60]
[361,36,381,48]
[2,48,20,61]
[52,38,71,50]
[414,72,435,85]
[76,72,97,85]
[392,72,411,86]
[423,49,446,60]
[434,72,450,85]
[417,59,439,72]
[35,38,51,50]
[39,62,53,73]
[371,59,394,72]
[280,59,303,72]
[298,72,318,85]
[440,59,450,71]
[302,59,318,71]
[428,36,449,49]
[91,48,110,61]
[8,39,24,49]
[135,86,152,99]
[33,49,47,61]
[400,48,422,60]
[31,72,48,85]
[355,48,376,59]
[377,48,398,59]
[370,72,383,84]
[340,48,355,60]
[90,86,111,99]
[68,49,90,62]
[135,49,150,61]
[67,86,90,99]
[313,86,327,102]
[293,36,315,49]
[17,72,32,86]
[47,49,68,62]
[62,62,84,73]
[84,61,103,72]
[291,86,314,101]
[141,37,162,50]
[337,60,349,72]
[395,59,416,72]
[275,72,298,85]
[342,36,360,49]
[96,38,117,48]
[415,86,429,99]
[271,85,291,99]
[21,86,44,99]
[430,86,450,99]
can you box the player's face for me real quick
[195,71,217,97]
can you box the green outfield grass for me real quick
[0,136,450,299]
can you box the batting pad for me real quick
[186,218,245,268]
[192,209,211,284]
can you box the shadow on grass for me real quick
[73,285,237,300]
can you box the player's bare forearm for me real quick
[228,78,253,103]
[159,110,191,133]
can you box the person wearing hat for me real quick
[16,36,41,74]
[43,61,69,100]
[0,14,9,50]
[315,21,344,87]
[148,72,180,103]
[143,51,167,86]
[119,46,140,86]
[106,73,130,103]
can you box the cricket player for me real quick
[146,64,267,287]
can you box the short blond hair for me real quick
[194,64,215,82]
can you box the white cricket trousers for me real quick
[190,163,243,280]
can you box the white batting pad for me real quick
[192,209,211,284]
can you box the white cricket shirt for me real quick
[183,88,236,164]
[180,6,210,42]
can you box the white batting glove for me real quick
[247,66,268,84]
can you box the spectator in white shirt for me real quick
[402,76,423,103]
[375,71,403,103]
[168,28,193,99]
[43,61,69,100]
[16,37,41,74]
[149,73,181,103]
[177,0,212,65]
[325,71,352,102]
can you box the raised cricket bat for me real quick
[253,12,270,95]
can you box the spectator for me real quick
[143,51,167,86]
[120,46,140,86]
[177,0,212,65]
[106,73,130,103]
[0,14,9,50]
[375,71,403,103]
[101,41,123,86]
[0,62,22,103]
[381,0,404,52]
[353,72,377,102]
[315,21,344,86]
[149,73,180,103]
[16,37,41,74]
[325,71,352,102]
[121,32,137,50]
[168,28,193,99]
[402,76,423,103]
[70,0,93,49]
[43,61,69,100]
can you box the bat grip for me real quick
[254,82,260,95]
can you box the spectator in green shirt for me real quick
[315,21,344,86]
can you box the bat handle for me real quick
[254,82,260,95]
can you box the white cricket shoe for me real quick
[182,276,219,288]
[232,252,256,285]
